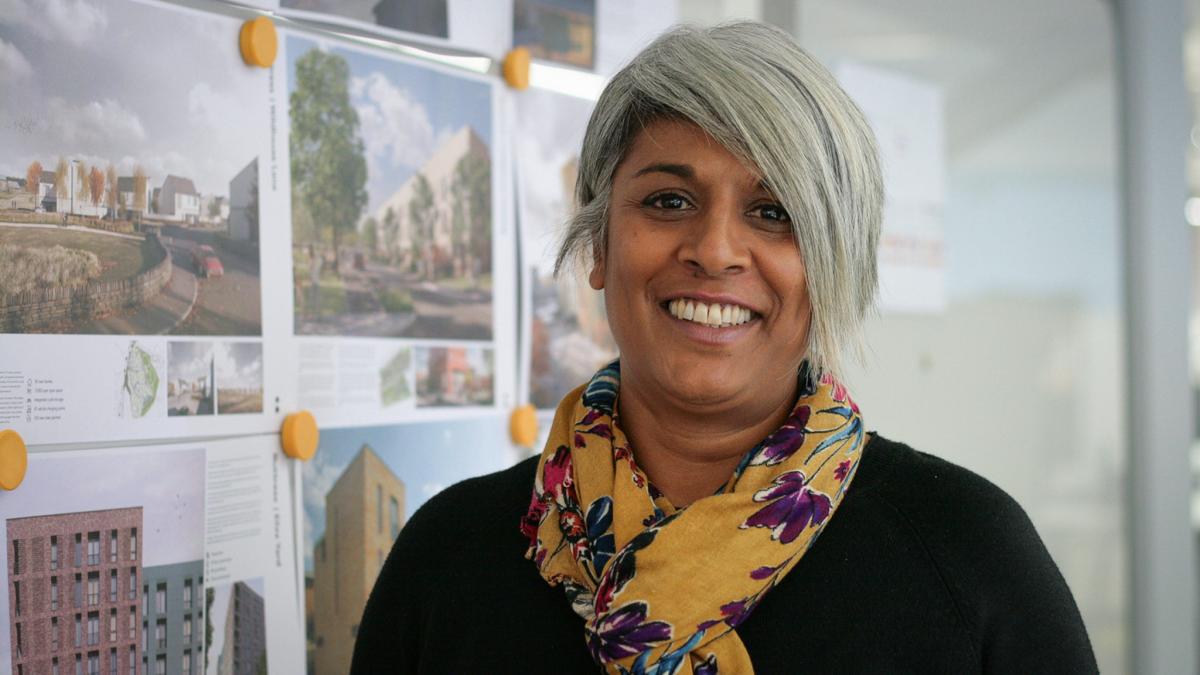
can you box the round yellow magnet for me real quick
[509,404,539,448]
[503,47,531,90]
[281,411,319,461]
[239,16,278,68]
[0,429,28,491]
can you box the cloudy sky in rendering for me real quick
[0,0,267,198]
[286,33,492,217]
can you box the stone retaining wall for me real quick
[0,235,172,332]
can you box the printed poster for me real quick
[279,0,513,60]
[0,0,291,444]
[0,436,302,675]
[282,30,517,428]
[300,417,517,674]
[514,88,616,411]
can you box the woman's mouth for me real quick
[665,298,757,328]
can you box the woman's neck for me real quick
[616,368,798,508]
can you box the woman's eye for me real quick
[644,192,691,210]
[754,203,790,222]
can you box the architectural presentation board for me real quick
[0,0,292,445]
[0,435,302,675]
[280,29,518,429]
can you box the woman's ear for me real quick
[588,243,606,290]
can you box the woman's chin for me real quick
[648,360,756,407]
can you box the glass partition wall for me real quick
[679,1,1128,670]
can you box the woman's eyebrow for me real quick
[632,163,694,179]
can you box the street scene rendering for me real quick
[288,35,494,341]
[0,1,265,336]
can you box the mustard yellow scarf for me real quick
[521,361,866,674]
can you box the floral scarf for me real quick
[521,361,866,674]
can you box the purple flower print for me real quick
[696,597,757,632]
[742,471,832,544]
[749,564,779,580]
[749,405,811,466]
[587,602,672,664]
[718,598,755,627]
[834,460,852,481]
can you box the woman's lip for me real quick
[659,303,758,345]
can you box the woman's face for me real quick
[592,118,811,408]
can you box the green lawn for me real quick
[0,225,155,287]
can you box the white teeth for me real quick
[667,298,755,327]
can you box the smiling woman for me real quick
[351,21,1097,675]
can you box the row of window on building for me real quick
[13,647,196,675]
[11,529,138,575]
[13,568,140,617]
[15,608,137,658]
[13,609,204,675]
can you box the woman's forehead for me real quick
[617,118,767,188]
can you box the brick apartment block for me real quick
[8,507,143,675]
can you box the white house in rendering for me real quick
[157,175,201,223]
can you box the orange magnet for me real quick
[0,429,28,491]
[239,16,278,68]
[509,404,539,448]
[503,47,531,90]
[281,411,319,461]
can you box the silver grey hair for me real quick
[556,21,883,379]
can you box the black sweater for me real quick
[351,435,1097,673]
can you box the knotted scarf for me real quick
[521,361,866,674]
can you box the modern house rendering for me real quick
[368,125,489,269]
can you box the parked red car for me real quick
[192,245,224,278]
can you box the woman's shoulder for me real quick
[851,434,1050,578]
[852,433,1032,534]
[843,434,1097,671]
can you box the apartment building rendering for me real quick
[217,581,265,675]
[141,561,204,675]
[7,508,144,675]
[310,445,405,675]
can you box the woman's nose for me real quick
[678,205,750,277]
